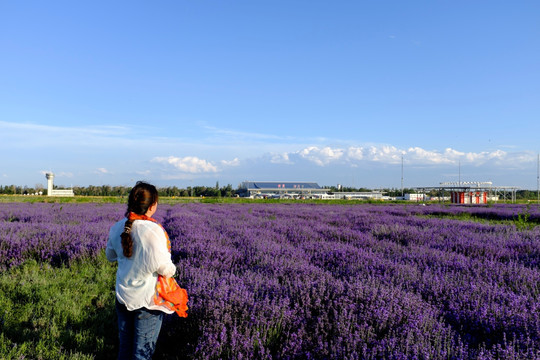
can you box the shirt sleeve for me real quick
[157,262,176,278]
[106,225,118,262]
[145,224,177,278]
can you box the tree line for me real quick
[1,183,539,200]
[0,183,238,198]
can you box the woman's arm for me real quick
[146,224,177,278]
[106,226,118,262]
[157,262,176,278]
[106,246,118,262]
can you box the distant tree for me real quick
[381,188,416,197]
[325,185,376,193]
[220,184,234,197]
[517,190,539,200]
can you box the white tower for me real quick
[46,172,54,196]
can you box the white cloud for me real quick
[136,170,152,176]
[401,147,513,166]
[407,147,454,164]
[0,120,127,134]
[298,146,344,166]
[153,156,218,173]
[0,120,171,151]
[271,152,293,164]
[203,125,291,141]
[96,168,109,174]
[220,158,241,167]
[269,145,534,169]
[347,145,404,163]
[1,121,130,145]
[39,170,73,177]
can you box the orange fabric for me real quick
[128,212,188,317]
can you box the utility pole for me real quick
[401,155,404,197]
[458,160,461,186]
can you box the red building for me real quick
[450,191,487,204]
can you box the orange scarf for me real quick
[128,212,188,317]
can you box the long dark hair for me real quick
[121,181,159,258]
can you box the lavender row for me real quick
[1,202,538,358]
[0,203,124,268]
[412,203,540,223]
[162,204,540,359]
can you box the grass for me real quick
[419,211,539,229]
[0,251,118,360]
[0,195,125,204]
[0,194,413,206]
[0,250,195,360]
[2,194,538,205]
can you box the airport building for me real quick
[238,181,384,200]
[239,181,329,199]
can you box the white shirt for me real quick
[106,218,177,313]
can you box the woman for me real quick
[106,181,182,359]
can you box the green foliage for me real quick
[0,183,240,199]
[514,204,535,231]
[377,188,417,197]
[0,252,117,359]
[0,194,407,206]
[421,208,539,229]
[0,195,125,204]
[516,190,540,200]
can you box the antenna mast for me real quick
[458,160,461,186]
[401,155,404,197]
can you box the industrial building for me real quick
[328,191,384,200]
[404,193,426,202]
[239,181,329,198]
[413,181,518,204]
[239,181,384,200]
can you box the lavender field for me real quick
[1,202,539,359]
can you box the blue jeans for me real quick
[116,298,164,360]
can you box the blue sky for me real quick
[1,1,539,190]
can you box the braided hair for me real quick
[121,181,159,258]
